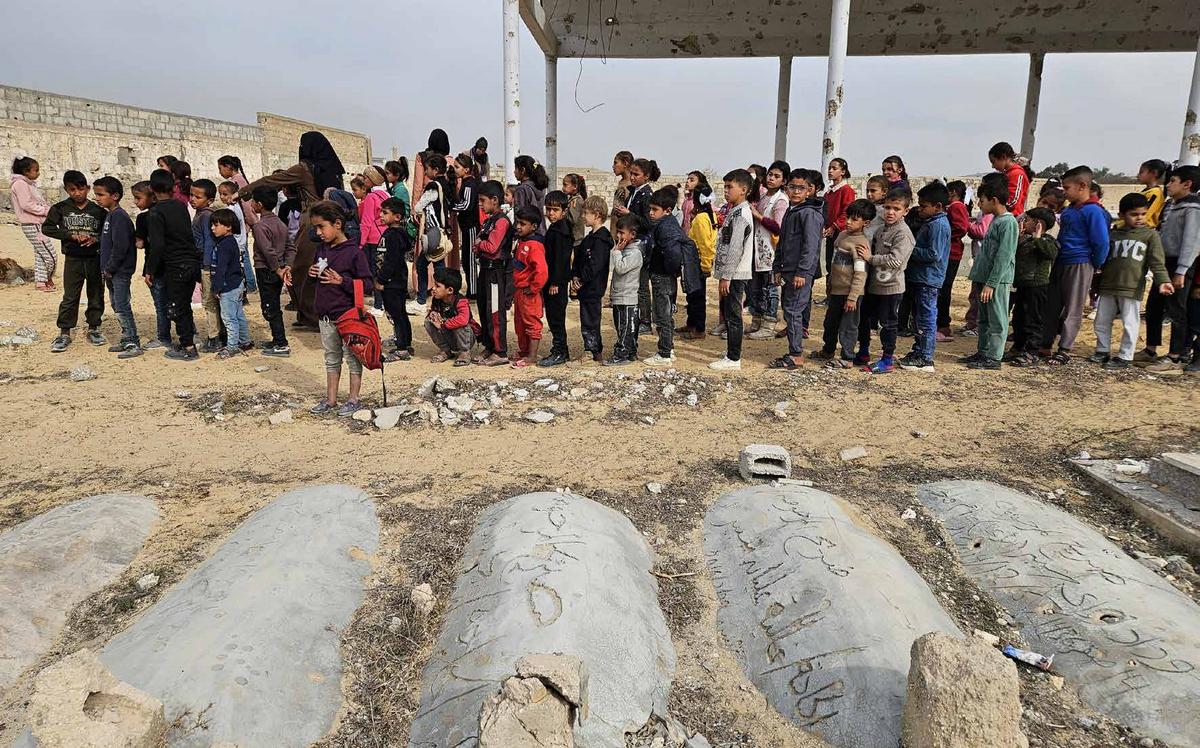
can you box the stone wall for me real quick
[257,112,372,179]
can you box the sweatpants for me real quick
[513,289,543,358]
[909,283,939,360]
[163,265,200,348]
[780,276,814,356]
[477,262,509,357]
[425,318,475,353]
[1039,262,1094,353]
[1165,257,1197,358]
[199,270,225,344]
[579,297,603,356]
[1145,281,1167,348]
[638,263,652,326]
[543,286,570,356]
[460,226,478,296]
[858,292,902,358]
[722,279,749,361]
[650,272,675,357]
[611,304,640,360]
[686,274,708,332]
[977,284,1011,361]
[256,268,288,347]
[821,294,860,358]
[56,255,104,332]
[381,283,412,350]
[1094,294,1141,361]
[937,259,961,330]
[22,225,56,285]
[1009,285,1047,353]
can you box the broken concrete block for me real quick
[411,582,435,617]
[28,649,166,748]
[267,409,293,426]
[901,633,1027,748]
[479,676,574,748]
[839,445,868,462]
[516,653,588,716]
[738,444,791,481]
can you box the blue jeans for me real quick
[105,274,138,344]
[910,283,940,360]
[218,283,250,350]
[149,275,172,344]
[241,248,257,292]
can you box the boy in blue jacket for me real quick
[900,182,951,371]
[190,178,226,352]
[1038,165,1109,363]
[93,176,142,358]
[644,188,690,366]
[770,169,824,369]
[210,209,250,359]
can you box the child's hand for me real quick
[281,267,292,286]
[822,227,834,238]
[429,311,444,327]
[142,274,154,287]
[569,278,581,293]
[1192,285,1200,300]
[548,285,559,296]
[613,205,630,216]
[1173,274,1186,289]
[844,298,857,313]
[980,285,995,303]
[135,238,145,249]
[523,287,535,296]
[1032,221,1044,239]
[320,268,343,285]
[792,276,806,289]
[308,264,321,278]
[1159,282,1176,296]
[856,245,871,261]
[719,279,731,298]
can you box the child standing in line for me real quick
[44,170,107,353]
[211,209,250,359]
[937,180,971,340]
[308,200,375,416]
[863,175,890,243]
[412,155,451,306]
[540,191,574,366]
[1092,193,1172,369]
[748,160,790,340]
[822,157,856,275]
[606,215,645,365]
[217,155,251,191]
[813,199,874,368]
[987,142,1031,216]
[512,155,549,213]
[610,150,634,234]
[1006,207,1058,366]
[709,169,756,371]
[510,206,549,368]
[451,154,481,296]
[1135,158,1168,228]
[614,158,659,332]
[248,186,292,357]
[9,157,55,291]
[881,155,910,193]
[1038,165,1110,363]
[132,182,172,350]
[645,189,692,366]
[770,169,824,369]
[563,173,588,247]
[93,176,141,358]
[358,166,390,305]
[855,188,915,373]
[473,180,513,366]
[960,173,1018,370]
[685,185,717,339]
[384,159,413,233]
[425,267,479,365]
[218,181,257,294]
[571,195,613,361]
[143,168,202,361]
[190,178,225,352]
[899,182,951,371]
[1142,165,1200,371]
[376,197,414,362]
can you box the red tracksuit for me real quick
[512,234,548,357]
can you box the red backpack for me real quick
[336,279,387,403]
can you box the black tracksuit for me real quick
[572,225,613,355]
[543,218,574,356]
[144,198,202,347]
[377,226,413,351]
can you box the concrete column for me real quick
[774,56,793,162]
[1020,53,1044,161]
[1180,34,1200,166]
[821,0,851,176]
[545,55,558,185]
[503,0,521,184]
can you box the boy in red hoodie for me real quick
[511,205,548,368]
[988,142,1031,217]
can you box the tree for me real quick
[1036,162,1068,179]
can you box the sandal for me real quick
[1047,351,1070,365]
[431,351,451,363]
[453,354,471,367]
[483,354,509,367]
[825,358,853,369]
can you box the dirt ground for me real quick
[0,220,1197,748]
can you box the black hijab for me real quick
[299,131,345,195]
[427,128,450,156]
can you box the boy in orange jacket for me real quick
[511,205,548,368]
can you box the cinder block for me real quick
[739,444,792,481]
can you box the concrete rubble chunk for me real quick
[351,409,373,422]
[409,492,675,748]
[839,445,868,462]
[704,485,959,748]
[738,443,791,481]
[134,573,159,592]
[374,404,417,430]
[267,409,293,426]
[68,364,96,382]
[27,649,166,748]
[900,632,1028,748]
[411,583,435,617]
[516,654,588,713]
[918,480,1200,748]
[525,409,556,423]
[0,493,158,690]
[478,676,574,748]
[101,485,378,748]
[1072,457,1200,553]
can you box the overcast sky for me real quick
[2,0,1194,177]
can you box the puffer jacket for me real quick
[1159,192,1200,273]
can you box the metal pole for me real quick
[1020,53,1044,162]
[774,56,792,162]
[821,0,850,176]
[503,0,521,184]
[1180,34,1200,166]
[545,55,558,185]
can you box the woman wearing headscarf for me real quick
[299,131,345,195]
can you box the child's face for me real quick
[504,188,514,205]
[612,157,628,176]
[629,166,647,187]
[250,198,265,214]
[881,199,907,226]
[385,169,399,184]
[978,195,1001,215]
[881,161,901,181]
[1122,207,1149,228]
[218,186,236,205]
[312,216,343,244]
[562,178,576,195]
[516,218,536,238]
[648,204,668,222]
[431,281,453,302]
[1167,175,1192,200]
[546,204,565,223]
[827,162,845,183]
[948,191,963,204]
[133,191,154,211]
[1038,193,1064,212]
[685,174,699,191]
[766,168,785,191]
[724,180,747,205]
[351,184,367,201]
[65,183,90,204]
[989,155,1008,172]
[616,227,636,244]
[583,209,603,228]
[218,163,234,179]
[845,215,867,233]
[93,186,119,210]
[1062,178,1090,204]
[786,179,810,205]
[1137,167,1157,186]
[866,183,885,203]
[189,187,211,209]
[23,162,40,181]
[211,222,231,238]
[1019,215,1037,236]
[480,194,500,214]
[917,200,942,220]
[380,208,400,226]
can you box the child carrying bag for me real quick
[336,279,387,405]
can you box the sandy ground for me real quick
[0,220,1197,747]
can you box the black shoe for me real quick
[537,351,569,367]
[637,323,653,335]
[116,343,143,359]
[603,356,634,366]
[87,328,106,346]
[957,352,985,364]
[199,338,222,353]
[967,357,1001,370]
[240,341,255,351]
[1087,352,1109,364]
[164,345,199,361]
[1103,357,1131,370]
[261,344,291,357]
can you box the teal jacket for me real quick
[969,213,1018,287]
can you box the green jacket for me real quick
[969,213,1017,287]
[1014,235,1058,288]
[1098,225,1169,299]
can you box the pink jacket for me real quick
[358,186,388,246]
[9,174,51,228]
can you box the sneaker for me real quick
[49,334,72,353]
[239,341,255,351]
[116,343,143,360]
[537,351,570,367]
[708,356,742,371]
[960,327,979,338]
[261,344,291,357]
[337,400,361,417]
[967,357,1002,370]
[808,349,835,361]
[164,346,199,361]
[710,322,727,336]
[143,338,169,350]
[383,349,410,363]
[957,352,985,364]
[310,400,335,415]
[869,357,895,374]
[603,356,635,366]
[405,300,424,315]
[852,351,870,366]
[643,353,675,366]
[216,347,245,359]
[1087,352,1109,364]
[1132,348,1158,364]
[107,342,127,353]
[199,338,222,353]
[900,357,935,372]
[87,329,105,346]
[638,322,653,336]
[1144,356,1181,373]
[747,327,775,340]
[1104,357,1131,370]
[897,353,922,367]
[1184,359,1200,375]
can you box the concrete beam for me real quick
[545,55,558,185]
[1181,34,1200,165]
[1020,53,1045,161]
[519,0,559,57]
[504,0,521,184]
[774,56,792,162]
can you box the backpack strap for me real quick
[353,278,365,315]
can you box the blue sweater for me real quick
[906,212,951,287]
[212,235,245,294]
[99,207,137,277]
[1057,201,1110,267]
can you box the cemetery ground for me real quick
[0,222,1197,748]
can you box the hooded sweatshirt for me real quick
[512,180,546,215]
[9,174,51,228]
[1159,192,1200,273]
[41,199,106,258]
[1004,163,1031,216]
[609,238,645,305]
[544,218,574,288]
[907,211,951,287]
[313,239,374,320]
[1099,225,1170,299]
[99,207,136,277]
[572,225,613,300]
[512,234,548,293]
[1056,200,1110,267]
[772,199,824,278]
[143,198,201,276]
[867,220,915,295]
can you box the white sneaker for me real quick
[747,327,775,340]
[405,300,424,315]
[643,353,675,366]
[709,356,742,370]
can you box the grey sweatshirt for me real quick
[867,220,916,295]
[1159,193,1200,273]
[609,239,645,305]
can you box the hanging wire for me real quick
[572,0,605,113]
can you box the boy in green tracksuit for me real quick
[962,172,1017,369]
[1092,192,1173,369]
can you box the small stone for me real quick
[1115,460,1147,475]
[434,378,457,394]
[512,388,529,402]
[569,387,587,399]
[685,393,699,407]
[525,410,555,424]
[1076,450,1092,460]
[488,393,504,408]
[662,384,677,398]
[14,325,38,341]
[496,379,510,388]
[473,410,492,423]
[642,416,656,425]
[534,378,555,387]
[352,409,373,422]
[438,407,461,427]
[417,377,438,398]
[387,616,402,634]
[268,409,293,426]
[1137,554,1168,571]
[445,395,476,413]
[545,383,560,393]
[68,364,96,382]
[254,365,271,373]
[646,482,663,495]
[135,573,159,592]
[911,430,928,438]
[901,508,918,520]
[411,583,436,616]
[1048,675,1064,691]
[1078,717,1096,729]
[374,406,404,430]
[772,401,791,419]
[972,629,1000,646]
[418,403,439,423]
[174,390,191,400]
[1139,738,1155,747]
[839,445,868,462]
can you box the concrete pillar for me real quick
[821,0,851,176]
[503,0,521,184]
[1181,34,1200,166]
[545,55,558,185]
[1020,53,1044,161]
[774,56,793,162]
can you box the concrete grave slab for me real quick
[1155,452,1200,498]
[703,485,959,748]
[408,492,675,748]
[1072,458,1200,553]
[0,494,158,691]
[918,480,1200,748]
[100,485,378,748]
